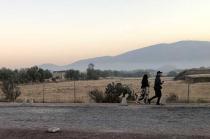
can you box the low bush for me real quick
[89,82,133,103]
[89,89,106,103]
[105,82,132,103]
[166,93,179,103]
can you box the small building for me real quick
[53,71,66,80]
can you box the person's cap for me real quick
[157,71,163,74]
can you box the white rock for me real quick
[47,127,61,133]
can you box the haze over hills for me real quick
[40,41,210,72]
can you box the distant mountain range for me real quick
[39,40,210,72]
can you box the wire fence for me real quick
[0,78,210,103]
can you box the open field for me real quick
[1,77,210,103]
[0,103,209,139]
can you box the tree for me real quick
[27,66,40,82]
[43,70,52,79]
[37,68,52,82]
[0,68,16,81]
[167,71,178,77]
[16,69,30,84]
[88,63,94,70]
[79,72,87,80]
[26,66,52,83]
[86,63,99,80]
[1,80,21,102]
[65,69,80,80]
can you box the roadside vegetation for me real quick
[0,66,52,102]
[89,82,134,103]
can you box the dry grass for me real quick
[0,77,210,103]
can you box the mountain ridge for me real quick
[39,40,210,72]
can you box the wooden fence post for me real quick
[43,83,45,103]
[74,80,76,103]
[187,83,190,103]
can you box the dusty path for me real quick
[0,128,209,139]
[0,103,210,139]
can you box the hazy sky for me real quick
[0,0,210,68]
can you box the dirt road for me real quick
[0,103,209,139]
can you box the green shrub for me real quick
[89,89,105,103]
[1,80,21,102]
[89,82,133,103]
[104,82,132,103]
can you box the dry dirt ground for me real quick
[1,78,209,103]
[0,103,210,139]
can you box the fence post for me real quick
[73,80,76,103]
[187,83,190,103]
[43,83,45,103]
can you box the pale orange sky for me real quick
[0,0,210,68]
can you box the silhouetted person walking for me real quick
[148,71,164,105]
[136,74,150,104]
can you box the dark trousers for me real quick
[149,89,162,104]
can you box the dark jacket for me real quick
[154,75,162,90]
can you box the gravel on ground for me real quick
[0,103,209,139]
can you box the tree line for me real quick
[0,66,52,84]
[0,66,52,102]
[0,65,154,83]
[64,64,156,80]
[64,65,179,80]
[0,64,179,83]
